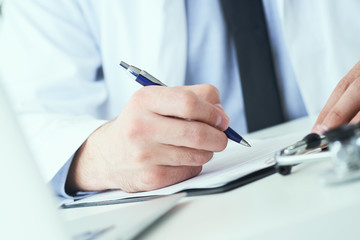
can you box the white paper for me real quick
[63,132,305,207]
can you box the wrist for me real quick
[65,123,110,193]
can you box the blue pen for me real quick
[120,61,251,147]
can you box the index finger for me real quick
[187,84,221,104]
[134,86,230,131]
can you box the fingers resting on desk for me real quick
[313,61,360,134]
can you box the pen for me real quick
[120,61,251,147]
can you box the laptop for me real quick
[0,76,184,240]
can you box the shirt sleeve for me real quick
[0,0,108,198]
[51,156,75,199]
[51,155,100,200]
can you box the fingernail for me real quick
[215,103,224,110]
[216,115,222,127]
[216,114,229,130]
[214,104,229,129]
[314,124,329,135]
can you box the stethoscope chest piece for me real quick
[322,123,360,184]
[273,123,360,184]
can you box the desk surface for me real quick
[61,117,360,240]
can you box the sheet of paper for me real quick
[63,131,306,207]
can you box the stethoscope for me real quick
[272,123,360,184]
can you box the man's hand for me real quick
[312,61,360,134]
[66,84,229,193]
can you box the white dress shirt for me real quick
[1,0,359,199]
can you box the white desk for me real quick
[61,117,360,240]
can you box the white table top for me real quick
[61,117,360,240]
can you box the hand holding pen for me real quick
[66,61,248,194]
[120,61,250,147]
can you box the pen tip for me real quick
[240,139,251,147]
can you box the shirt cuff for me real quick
[50,154,99,201]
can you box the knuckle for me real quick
[178,123,191,138]
[192,151,213,165]
[327,109,343,124]
[208,84,220,98]
[141,169,166,190]
[201,84,220,101]
[130,88,148,107]
[337,79,350,93]
[217,133,228,151]
[132,148,151,164]
[179,122,205,141]
[191,126,208,147]
[123,118,144,139]
[352,77,360,92]
[177,149,193,164]
[180,90,199,116]
[190,166,203,177]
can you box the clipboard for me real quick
[184,165,276,196]
[61,133,305,209]
[61,165,276,208]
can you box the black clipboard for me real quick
[184,165,276,196]
[61,165,276,209]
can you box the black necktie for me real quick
[220,0,285,132]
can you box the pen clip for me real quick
[139,70,166,86]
